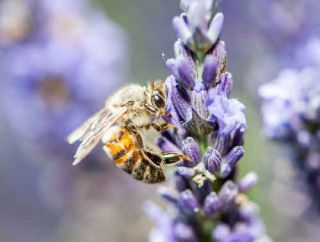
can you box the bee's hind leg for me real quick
[160,152,191,167]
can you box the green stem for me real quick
[199,136,208,156]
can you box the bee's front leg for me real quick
[160,152,191,166]
[150,123,177,132]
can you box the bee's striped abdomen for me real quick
[103,126,165,183]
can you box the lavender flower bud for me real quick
[232,124,246,147]
[180,0,214,13]
[212,224,231,241]
[174,223,198,242]
[165,76,192,122]
[173,15,192,44]
[207,12,224,44]
[202,54,218,88]
[219,163,232,178]
[213,134,231,155]
[165,57,196,89]
[165,58,179,78]
[174,173,190,192]
[191,90,210,120]
[218,72,233,97]
[177,167,195,178]
[173,39,192,60]
[182,137,201,166]
[207,89,247,137]
[188,2,208,30]
[224,146,245,167]
[239,172,258,192]
[211,40,227,64]
[239,202,259,222]
[203,192,221,216]
[218,181,239,207]
[226,232,254,242]
[173,1,224,54]
[177,57,196,88]
[178,189,200,213]
[306,152,320,172]
[204,146,221,173]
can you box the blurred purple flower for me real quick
[0,0,128,159]
[0,0,129,214]
[260,60,320,208]
[0,0,34,47]
[259,68,320,142]
[251,0,316,58]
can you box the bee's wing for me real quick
[67,108,110,144]
[68,107,128,166]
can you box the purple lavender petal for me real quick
[165,58,180,78]
[207,12,224,44]
[203,191,221,216]
[212,223,231,241]
[187,0,208,32]
[218,72,233,97]
[173,15,192,43]
[182,137,201,166]
[202,54,218,88]
[174,222,198,242]
[207,89,246,136]
[204,146,221,173]
[218,181,238,207]
[177,57,196,88]
[220,163,232,178]
[223,146,244,167]
[178,189,200,213]
[191,89,210,121]
[165,75,192,123]
[239,173,258,193]
[177,167,195,178]
[174,173,190,192]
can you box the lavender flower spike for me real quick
[173,0,224,55]
[259,48,320,209]
[146,1,272,242]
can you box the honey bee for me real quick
[67,80,190,183]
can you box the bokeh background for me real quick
[1,0,320,242]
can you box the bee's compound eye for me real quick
[151,94,165,109]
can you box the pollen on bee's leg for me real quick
[119,130,135,150]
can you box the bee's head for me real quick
[146,80,166,114]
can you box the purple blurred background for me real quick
[1,0,320,242]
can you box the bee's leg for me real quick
[131,129,145,148]
[144,103,157,114]
[160,152,191,166]
[150,123,177,132]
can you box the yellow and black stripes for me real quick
[104,126,165,183]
